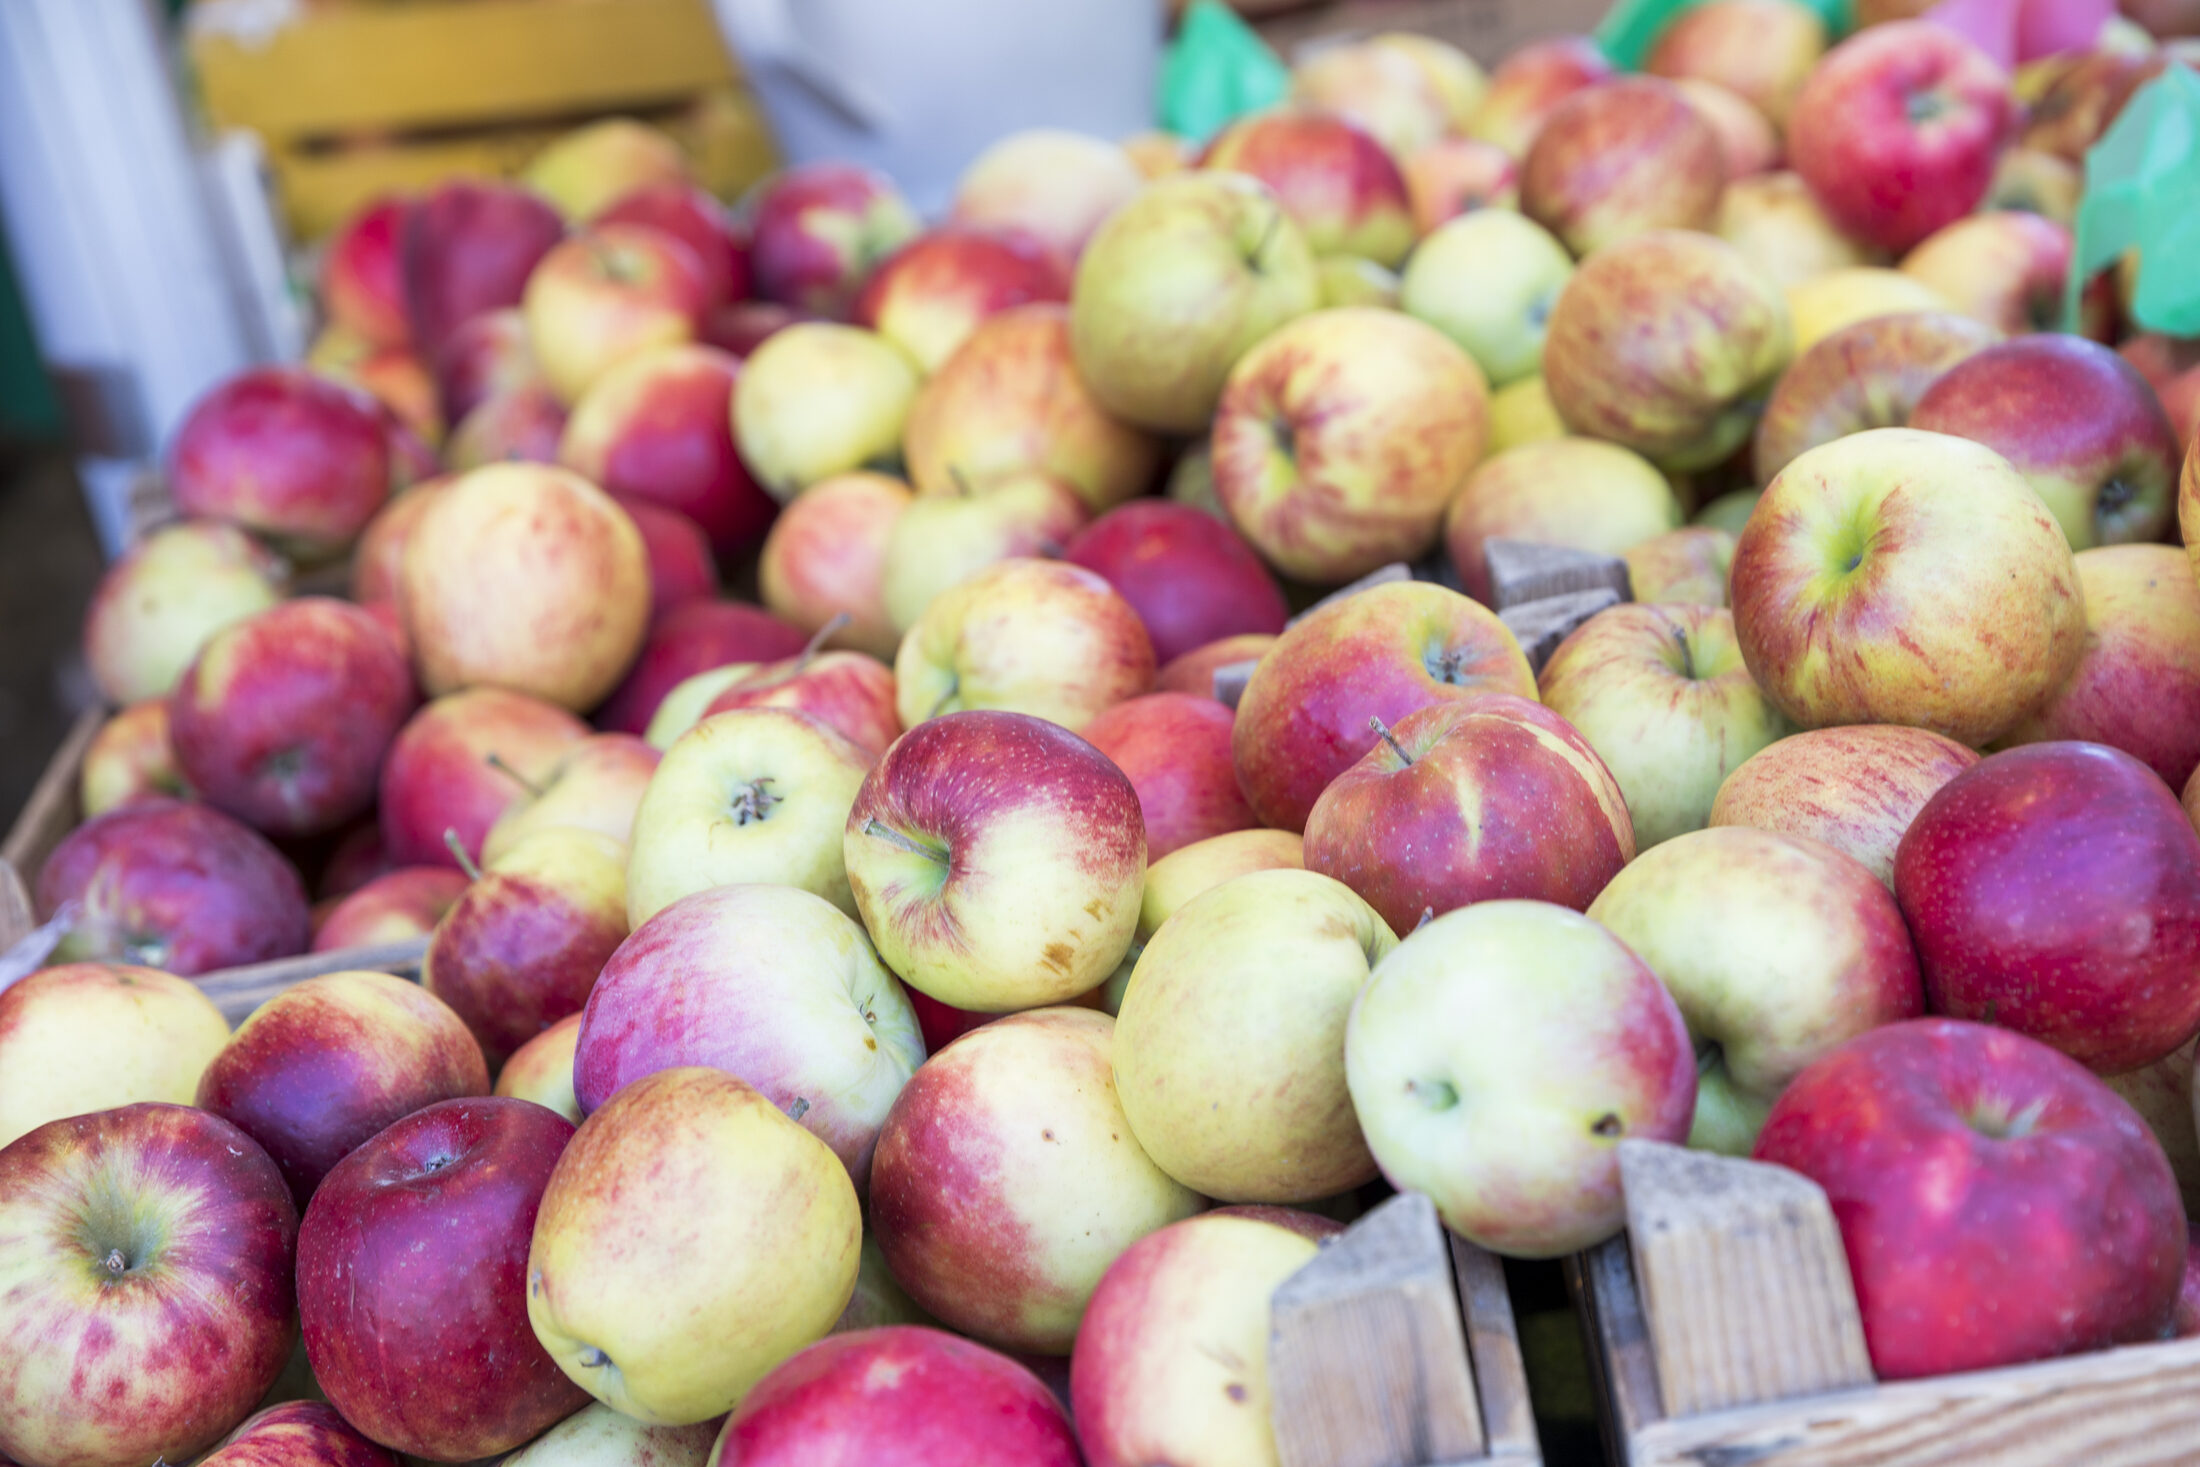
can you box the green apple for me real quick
[1399,209,1573,389]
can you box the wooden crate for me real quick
[1256,0,1617,65]
[1568,1138,2200,1466]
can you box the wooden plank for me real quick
[1450,1236,1541,1463]
[1270,1191,1486,1467]
[1483,540,1633,612]
[2,706,103,893]
[194,936,431,1026]
[1500,589,1620,673]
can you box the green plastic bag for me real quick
[2067,64,2200,337]
[1159,0,1292,143]
[1595,0,1855,70]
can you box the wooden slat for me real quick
[1451,1236,1540,1463]
[1500,589,1621,673]
[194,936,431,1025]
[1483,541,1633,612]
[2,706,103,892]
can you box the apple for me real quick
[445,379,570,469]
[38,797,310,973]
[559,343,777,555]
[1164,439,1220,516]
[1345,900,1697,1256]
[596,599,809,737]
[903,303,1161,513]
[496,1013,585,1125]
[524,223,711,406]
[599,182,745,310]
[80,697,189,816]
[640,662,766,749]
[758,471,911,660]
[322,196,412,349]
[1895,742,2200,1074]
[1520,78,1727,257]
[2017,48,2166,162]
[1097,825,1309,1013]
[1290,32,1486,158]
[400,462,651,711]
[528,1066,861,1423]
[1709,724,1980,886]
[1785,266,1950,352]
[377,686,590,868]
[1199,107,1417,268]
[732,323,920,502]
[871,1008,1202,1352]
[1469,34,1615,158]
[1909,335,2180,549]
[574,883,924,1191]
[881,470,1090,632]
[300,1098,587,1455]
[1999,546,2200,790]
[0,1104,296,1467]
[1751,309,1999,484]
[1446,439,1685,603]
[523,117,689,222]
[1899,210,2104,339]
[170,597,415,837]
[432,307,536,425]
[312,865,469,951]
[1787,21,2012,254]
[1156,632,1278,700]
[1714,171,1880,291]
[350,476,448,606]
[1983,146,2083,224]
[1401,137,1520,233]
[1623,526,1736,607]
[950,129,1146,263]
[894,558,1154,733]
[323,342,442,450]
[1487,373,1567,452]
[705,299,810,357]
[401,179,566,361]
[0,962,229,1150]
[1673,78,1780,180]
[618,497,718,620]
[700,644,901,758]
[1081,692,1258,859]
[1322,253,1397,306]
[715,1326,1080,1467]
[846,710,1144,1011]
[167,367,394,558]
[319,822,396,900]
[1070,1212,1323,1467]
[1646,0,1827,128]
[851,227,1070,373]
[1234,581,1537,832]
[748,162,922,319]
[1304,694,1635,931]
[1730,429,2083,747]
[2105,1036,2200,1219]
[482,731,663,862]
[197,1401,399,1467]
[2126,334,2200,452]
[1061,500,1287,666]
[1754,1018,2184,1378]
[1399,210,1572,391]
[1068,172,1321,435]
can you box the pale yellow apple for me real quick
[495,1013,584,1125]
[731,324,919,502]
[1317,255,1400,309]
[0,964,230,1148]
[1786,268,1949,352]
[1398,210,1572,390]
[881,470,1089,632]
[82,520,287,706]
[1293,33,1487,156]
[643,663,759,749]
[80,699,188,817]
[1486,374,1567,452]
[482,733,661,864]
[950,129,1146,261]
[1715,172,1879,291]
[523,118,690,221]
[1445,439,1684,603]
[1100,827,1307,1012]
[1624,526,1736,607]
[501,1400,720,1467]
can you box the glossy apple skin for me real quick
[749,162,922,320]
[0,963,230,1151]
[169,367,394,556]
[730,323,920,503]
[757,472,911,661]
[1233,581,1537,832]
[1752,311,1998,484]
[198,1400,399,1467]
[171,598,416,838]
[1644,0,1826,127]
[1898,210,2105,340]
[598,182,743,309]
[1469,35,1616,157]
[870,1009,1203,1354]
[322,197,412,350]
[616,497,719,622]
[312,866,468,952]
[0,1104,298,1467]
[712,1326,1079,1467]
[299,1098,587,1457]
[80,698,189,816]
[1520,78,1726,258]
[1787,22,2012,254]
[82,521,289,707]
[1446,439,1684,603]
[851,227,1070,374]
[1156,633,1278,701]
[1062,500,1287,666]
[560,343,776,555]
[39,797,310,974]
[195,970,489,1207]
[401,180,566,360]
[1082,692,1259,859]
[703,650,900,759]
[1199,107,1416,268]
[596,599,810,736]
[446,380,570,470]
[495,1013,584,1124]
[377,686,590,868]
[1755,1018,2184,1378]
[1306,695,1634,933]
[1895,743,2200,1075]
[1710,725,1979,887]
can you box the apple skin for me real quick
[1714,171,1879,292]
[523,223,711,406]
[1908,335,2181,550]
[1401,137,1520,233]
[711,1326,1080,1467]
[1544,230,1791,473]
[758,471,910,661]
[507,1402,721,1467]
[1895,742,2200,1075]
[1212,307,1489,583]
[1097,824,1310,1013]
[0,1104,297,1467]
[1345,900,1698,1257]
[1116,868,1395,1201]
[169,367,395,557]
[496,1013,584,1125]
[1753,1018,2184,1379]
[80,697,189,816]
[1644,0,1827,128]
[319,823,397,900]
[701,648,899,758]
[619,496,719,622]
[1785,266,1950,354]
[2104,1037,2200,1219]
[1290,33,1486,158]
[1469,35,1616,158]
[1983,146,2083,225]
[1520,78,1727,258]
[1233,581,1538,832]
[1398,209,1572,392]
[895,558,1155,735]
[1445,439,1685,604]
[1305,694,1636,933]
[1623,526,1735,607]
[38,797,310,974]
[846,710,1146,1012]
[400,179,566,363]
[574,883,925,1192]
[881,470,1091,634]
[523,118,689,224]
[731,323,920,502]
[1061,500,1288,665]
[1674,78,1780,180]
[483,731,663,863]
[595,599,810,737]
[312,865,468,951]
[598,181,745,310]
[299,1097,588,1456]
[1899,210,2107,340]
[1787,22,2012,255]
[432,307,535,426]
[870,1008,1204,1354]
[950,129,1146,263]
[82,521,288,706]
[1199,107,1417,269]
[748,162,922,320]
[903,303,1161,514]
[197,1401,400,1467]
[445,379,570,470]
[1538,604,1793,850]
[1729,429,2084,749]
[196,969,490,1207]
[351,477,449,607]
[0,962,230,1150]
[377,686,590,868]
[528,1067,861,1424]
[1070,1212,1322,1467]
[1081,692,1259,860]
[851,227,1070,374]
[322,196,412,350]
[1751,309,1999,485]
[559,344,777,556]
[1156,633,1279,701]
[1069,172,1322,435]
[1711,725,1979,887]
[171,597,417,838]
[2000,546,2200,791]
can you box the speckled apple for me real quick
[1199,108,1416,267]
[377,686,590,868]
[1709,724,1979,887]
[1751,310,1998,485]
[196,1400,399,1467]
[852,227,1069,374]
[1521,78,1725,257]
[168,366,396,557]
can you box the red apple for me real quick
[198,1401,399,1467]
[1754,1018,2184,1378]
[1899,210,2106,339]
[433,306,536,424]
[311,865,468,952]
[1081,692,1259,859]
[321,196,412,350]
[1470,35,1616,157]
[1059,499,1287,665]
[350,477,448,606]
[617,496,719,621]
[852,227,1070,373]
[445,380,569,470]
[1156,633,1278,701]
[704,299,810,357]
[758,471,912,661]
[80,697,190,816]
[319,822,396,900]
[1751,309,1999,484]
[377,686,591,868]
[1520,77,1727,257]
[595,598,810,736]
[524,223,711,406]
[748,162,923,319]
[169,367,396,557]
[1401,136,1521,232]
[701,643,900,759]
[1200,107,1417,268]
[400,179,566,361]
[598,181,744,309]
[299,1098,588,1456]
[81,519,288,706]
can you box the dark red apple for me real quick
[198,1400,399,1467]
[321,197,413,351]
[318,822,394,899]
[705,300,812,358]
[377,687,592,868]
[432,307,534,425]
[169,367,396,557]
[401,179,566,360]
[616,497,719,621]
[747,162,922,319]
[1081,692,1258,858]
[594,599,810,735]
[312,865,469,951]
[1061,500,1289,665]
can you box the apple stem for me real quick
[796,612,851,671]
[442,828,484,882]
[103,1248,127,1276]
[947,465,974,498]
[787,1097,812,1122]
[864,818,947,865]
[484,753,545,798]
[1249,206,1283,272]
[1369,716,1414,767]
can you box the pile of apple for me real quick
[9,3,2200,1464]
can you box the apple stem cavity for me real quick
[1369,716,1415,767]
[1247,206,1283,274]
[1592,1113,1625,1138]
[795,612,852,670]
[1406,1077,1459,1112]
[864,818,948,865]
[484,752,546,798]
[443,828,485,883]
[578,1346,612,1370]
[926,681,959,722]
[103,1248,127,1277]
[729,778,783,827]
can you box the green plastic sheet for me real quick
[1595,0,1855,70]
[2067,64,2200,337]
[1159,0,1292,143]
